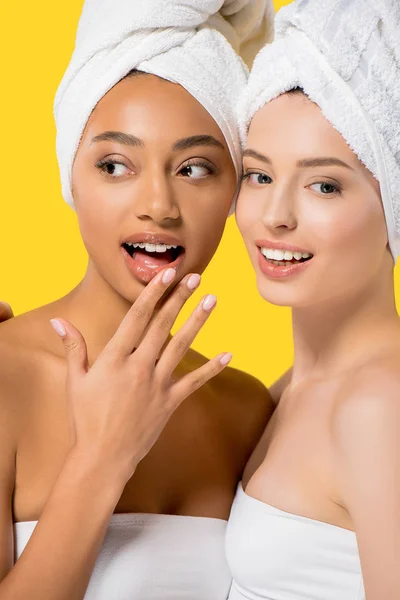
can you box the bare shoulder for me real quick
[331,355,400,458]
[183,348,274,464]
[0,305,63,411]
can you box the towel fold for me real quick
[238,0,400,261]
[55,0,275,209]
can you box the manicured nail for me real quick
[50,319,67,337]
[162,268,176,285]
[202,294,217,311]
[187,274,201,291]
[220,353,232,366]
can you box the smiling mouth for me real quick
[259,247,314,266]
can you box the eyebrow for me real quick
[243,149,271,164]
[296,157,353,170]
[91,131,144,147]
[172,135,225,152]
[243,149,353,171]
[91,131,225,154]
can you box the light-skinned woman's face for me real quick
[236,92,391,309]
[72,74,236,301]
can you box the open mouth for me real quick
[121,235,186,284]
[122,242,184,267]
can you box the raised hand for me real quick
[50,268,231,486]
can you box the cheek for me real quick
[73,182,119,261]
[311,197,387,260]
[235,188,262,246]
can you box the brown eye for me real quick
[96,159,131,178]
[180,164,212,178]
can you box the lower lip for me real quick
[257,248,313,279]
[122,247,185,285]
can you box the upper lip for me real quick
[255,239,313,255]
[121,232,184,248]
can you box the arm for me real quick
[0,450,122,600]
[332,374,400,599]
[0,269,228,599]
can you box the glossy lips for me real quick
[121,232,185,284]
[256,239,314,279]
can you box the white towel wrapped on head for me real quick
[55,0,275,209]
[238,0,400,262]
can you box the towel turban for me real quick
[238,0,400,261]
[55,0,275,209]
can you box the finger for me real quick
[0,302,14,322]
[155,293,216,377]
[50,319,89,378]
[105,267,177,358]
[136,273,201,361]
[170,352,233,404]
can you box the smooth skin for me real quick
[0,74,273,598]
[238,91,400,600]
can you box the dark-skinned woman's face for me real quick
[72,74,237,301]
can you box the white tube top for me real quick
[14,512,231,599]
[225,483,365,600]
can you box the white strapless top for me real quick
[14,512,232,599]
[226,483,365,600]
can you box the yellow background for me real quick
[1,0,397,387]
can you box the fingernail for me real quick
[187,274,201,291]
[162,268,176,285]
[202,294,217,311]
[50,319,67,337]
[220,353,232,366]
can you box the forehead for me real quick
[247,93,359,167]
[82,74,226,146]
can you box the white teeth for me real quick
[125,242,179,252]
[261,247,312,262]
[273,249,285,261]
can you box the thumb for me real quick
[50,318,89,377]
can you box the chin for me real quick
[255,275,310,308]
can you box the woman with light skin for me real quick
[226,1,400,599]
[0,1,276,598]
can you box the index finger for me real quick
[104,267,177,358]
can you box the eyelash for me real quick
[242,171,342,195]
[95,157,216,179]
[241,172,272,186]
[95,157,130,177]
[178,159,216,177]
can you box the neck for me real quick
[55,261,141,364]
[290,268,399,384]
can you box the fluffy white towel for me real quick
[55,0,275,209]
[238,0,400,262]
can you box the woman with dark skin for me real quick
[0,70,273,599]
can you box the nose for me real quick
[134,173,181,224]
[261,183,297,233]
